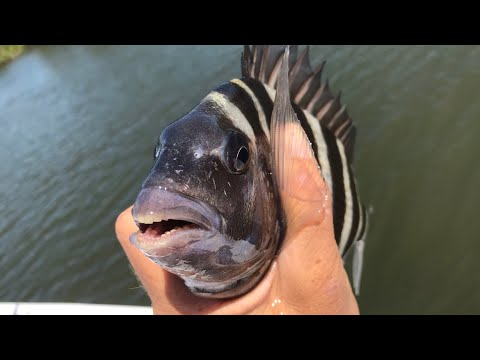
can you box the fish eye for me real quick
[234,146,249,171]
[222,131,250,174]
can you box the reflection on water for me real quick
[1,45,479,314]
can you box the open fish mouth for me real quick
[130,187,268,297]
[130,188,221,257]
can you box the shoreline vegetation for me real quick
[0,45,26,66]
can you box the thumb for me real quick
[273,122,358,314]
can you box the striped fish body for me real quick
[130,46,368,298]
[212,77,368,259]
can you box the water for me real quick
[1,45,479,314]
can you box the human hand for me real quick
[116,207,358,314]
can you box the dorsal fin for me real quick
[241,45,357,163]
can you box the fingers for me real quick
[115,206,168,312]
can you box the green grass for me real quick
[0,45,26,65]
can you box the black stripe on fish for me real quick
[321,126,346,244]
[214,82,265,138]
[343,165,361,256]
[291,103,319,166]
[302,110,334,192]
[240,78,274,129]
[357,203,367,242]
[337,138,354,253]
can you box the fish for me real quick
[129,45,368,299]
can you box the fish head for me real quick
[130,107,283,298]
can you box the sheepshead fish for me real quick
[130,45,368,299]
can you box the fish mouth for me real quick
[130,188,221,257]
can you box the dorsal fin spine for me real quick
[241,45,357,162]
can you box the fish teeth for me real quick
[161,228,178,237]
[136,213,170,225]
[160,225,199,238]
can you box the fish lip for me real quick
[130,187,222,256]
[131,187,221,231]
